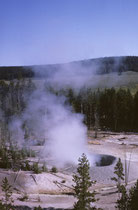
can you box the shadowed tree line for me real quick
[67,88,138,132]
[0,79,138,134]
[0,79,35,145]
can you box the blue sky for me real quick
[0,0,138,66]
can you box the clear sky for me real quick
[1,0,138,66]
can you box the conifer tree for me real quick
[128,180,138,210]
[116,185,129,210]
[111,158,129,210]
[111,158,124,199]
[73,153,101,210]
[0,177,14,210]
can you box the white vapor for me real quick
[21,89,89,166]
[8,58,124,166]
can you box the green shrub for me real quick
[51,166,58,173]
[21,160,31,171]
[34,205,43,210]
[25,160,32,171]
[32,162,41,174]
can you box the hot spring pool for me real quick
[94,154,116,167]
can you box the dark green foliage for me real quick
[0,177,14,209]
[0,57,138,135]
[0,144,36,171]
[133,92,138,130]
[0,145,24,170]
[21,160,32,171]
[18,193,28,201]
[0,69,138,138]
[98,88,117,131]
[51,166,58,173]
[111,158,124,183]
[0,147,11,169]
[116,185,129,210]
[1,177,13,203]
[73,153,101,210]
[111,158,129,210]
[22,161,47,173]
[115,89,133,131]
[0,66,34,80]
[128,180,138,210]
[111,158,124,196]
[34,206,43,210]
[20,161,44,173]
[32,162,41,174]
[112,179,138,210]
[68,87,138,132]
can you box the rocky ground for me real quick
[0,131,138,209]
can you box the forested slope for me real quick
[1,56,138,80]
[0,56,138,133]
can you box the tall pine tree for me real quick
[73,153,101,210]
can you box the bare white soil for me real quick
[0,132,138,209]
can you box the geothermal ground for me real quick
[0,132,138,210]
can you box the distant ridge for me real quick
[0,56,138,80]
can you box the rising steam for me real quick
[8,58,123,166]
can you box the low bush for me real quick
[51,166,58,173]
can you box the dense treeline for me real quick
[0,66,34,80]
[67,88,138,132]
[0,79,137,134]
[0,79,35,143]
[0,79,34,117]
[92,56,138,74]
[1,56,138,80]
